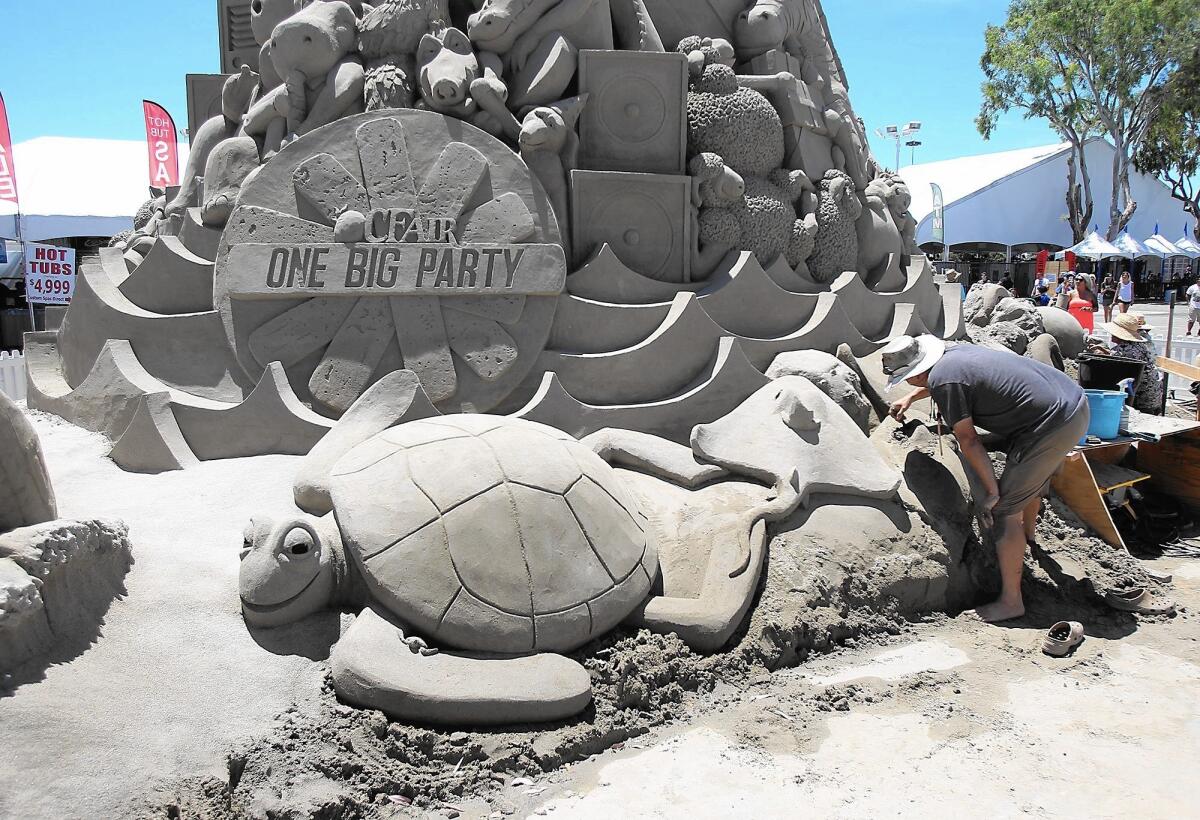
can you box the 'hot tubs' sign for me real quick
[224,207,566,299]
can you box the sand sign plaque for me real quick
[214,110,567,415]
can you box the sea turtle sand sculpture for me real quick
[239,372,901,725]
[239,413,658,724]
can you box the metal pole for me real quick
[16,210,34,334]
[1165,290,1176,360]
[895,137,901,173]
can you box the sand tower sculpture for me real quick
[24,0,963,467]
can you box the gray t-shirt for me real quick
[927,345,1085,447]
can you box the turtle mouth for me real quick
[240,571,322,615]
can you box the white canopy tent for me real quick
[1055,231,1130,261]
[902,138,1197,252]
[1111,232,1159,259]
[0,137,190,243]
[1172,235,1200,259]
[1145,234,1186,258]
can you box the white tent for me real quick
[902,138,1197,251]
[1145,234,1187,258]
[1055,231,1130,260]
[0,137,190,242]
[1113,232,1160,258]
[1172,235,1200,259]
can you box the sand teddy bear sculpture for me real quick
[238,370,899,726]
[682,39,818,280]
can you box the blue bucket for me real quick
[1083,390,1125,442]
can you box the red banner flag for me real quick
[0,92,19,205]
[142,100,179,188]
[1035,249,1049,274]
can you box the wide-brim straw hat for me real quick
[1106,312,1147,343]
[881,334,946,389]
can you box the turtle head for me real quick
[238,514,340,628]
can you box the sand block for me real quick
[330,609,593,725]
[0,519,133,674]
[0,391,57,532]
[391,296,457,402]
[355,118,418,209]
[309,297,395,413]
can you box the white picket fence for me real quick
[0,350,25,402]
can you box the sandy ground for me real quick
[0,409,332,819]
[512,590,1200,820]
[2,406,1198,820]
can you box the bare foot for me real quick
[971,599,1026,623]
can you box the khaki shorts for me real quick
[995,396,1091,518]
[1190,306,1200,324]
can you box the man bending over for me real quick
[884,336,1089,622]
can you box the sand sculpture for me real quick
[238,368,899,723]
[30,0,966,465]
[0,392,132,674]
[17,0,977,722]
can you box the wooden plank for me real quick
[1084,442,1132,465]
[1050,452,1126,550]
[1136,428,1200,511]
[1157,356,1200,381]
[1089,462,1151,494]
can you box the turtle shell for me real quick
[328,415,658,654]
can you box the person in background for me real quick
[1186,276,1200,336]
[1055,275,1075,310]
[1100,274,1117,323]
[1033,270,1050,294]
[999,273,1016,296]
[1116,271,1134,314]
[1034,285,1051,307]
[1068,276,1095,332]
[1088,313,1164,414]
[886,336,1089,623]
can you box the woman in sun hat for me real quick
[1092,312,1164,414]
[885,335,1088,624]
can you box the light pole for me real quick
[874,121,922,171]
[906,139,922,166]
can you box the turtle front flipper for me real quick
[293,371,439,515]
[330,609,593,726]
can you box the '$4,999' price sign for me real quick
[24,242,76,305]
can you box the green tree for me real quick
[977,0,1097,244]
[1134,47,1200,227]
[979,0,1200,241]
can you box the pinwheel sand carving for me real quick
[214,110,566,416]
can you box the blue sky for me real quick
[0,0,1059,165]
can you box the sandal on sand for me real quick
[1103,587,1177,616]
[1042,621,1085,657]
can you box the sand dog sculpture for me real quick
[238,369,899,724]
[0,392,132,674]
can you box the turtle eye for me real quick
[280,526,317,561]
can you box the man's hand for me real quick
[979,492,1000,530]
[888,397,911,422]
